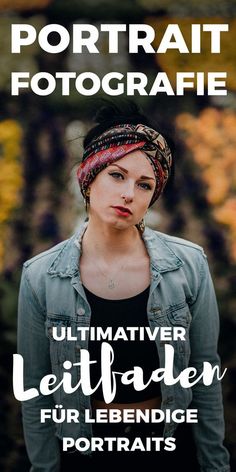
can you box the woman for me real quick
[17,103,230,471]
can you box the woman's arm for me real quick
[17,267,60,472]
[189,252,230,472]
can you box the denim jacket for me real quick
[17,222,230,472]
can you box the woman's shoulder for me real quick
[144,228,210,297]
[146,226,206,252]
[21,234,80,289]
[144,226,208,271]
[157,231,206,255]
[22,222,87,277]
[23,238,71,270]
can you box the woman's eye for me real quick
[109,172,124,180]
[138,182,152,190]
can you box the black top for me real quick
[84,284,161,403]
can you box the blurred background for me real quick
[0,0,235,470]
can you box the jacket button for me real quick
[77,308,85,316]
[150,306,161,314]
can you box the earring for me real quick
[136,218,145,233]
[85,188,90,212]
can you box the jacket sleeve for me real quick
[17,266,60,472]
[189,252,230,472]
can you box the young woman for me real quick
[17,103,230,471]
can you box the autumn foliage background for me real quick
[0,1,235,471]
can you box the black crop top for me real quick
[83,285,161,403]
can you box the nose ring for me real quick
[121,194,129,203]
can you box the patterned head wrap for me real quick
[77,123,172,206]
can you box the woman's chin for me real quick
[89,211,136,231]
[108,219,131,230]
[106,217,135,231]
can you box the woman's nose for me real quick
[121,183,135,203]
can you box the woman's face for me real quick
[88,150,156,229]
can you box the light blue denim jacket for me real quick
[17,222,230,472]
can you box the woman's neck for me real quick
[82,218,145,262]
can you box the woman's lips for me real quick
[111,206,132,217]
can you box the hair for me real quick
[84,99,170,142]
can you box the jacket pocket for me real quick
[45,313,83,365]
[45,314,71,339]
[167,304,192,328]
[45,315,71,365]
[166,304,191,359]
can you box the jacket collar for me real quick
[47,222,87,278]
[142,226,183,274]
[47,221,183,278]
